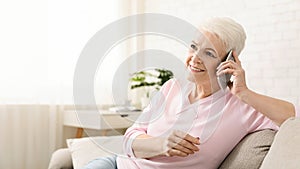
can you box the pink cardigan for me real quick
[117,78,297,169]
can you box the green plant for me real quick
[130,68,174,97]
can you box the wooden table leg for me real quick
[76,128,84,138]
[100,129,108,136]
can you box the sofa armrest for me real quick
[48,148,73,169]
[260,117,300,169]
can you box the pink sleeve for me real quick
[246,104,300,133]
[240,102,278,133]
[122,79,174,158]
[122,105,152,158]
[247,112,279,133]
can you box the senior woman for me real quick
[82,17,297,169]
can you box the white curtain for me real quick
[0,104,64,169]
[0,0,122,168]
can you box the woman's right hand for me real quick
[162,130,200,157]
[132,130,200,158]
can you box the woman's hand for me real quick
[132,130,200,158]
[162,130,200,157]
[216,50,248,98]
[216,51,295,125]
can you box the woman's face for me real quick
[186,31,227,88]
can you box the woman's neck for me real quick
[188,83,220,103]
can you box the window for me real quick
[0,0,120,104]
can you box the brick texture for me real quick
[142,0,300,105]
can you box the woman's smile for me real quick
[188,65,205,73]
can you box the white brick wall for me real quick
[140,0,300,105]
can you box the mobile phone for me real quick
[217,50,235,91]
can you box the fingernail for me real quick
[196,137,201,144]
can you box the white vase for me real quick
[141,97,150,109]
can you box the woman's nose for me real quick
[191,54,203,64]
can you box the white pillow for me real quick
[67,135,123,169]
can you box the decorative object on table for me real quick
[129,68,174,109]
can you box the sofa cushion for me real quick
[219,129,276,169]
[48,148,73,169]
[260,117,300,169]
[52,129,278,169]
[67,135,123,169]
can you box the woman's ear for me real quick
[232,50,242,64]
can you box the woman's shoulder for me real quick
[161,78,191,90]
[158,78,191,96]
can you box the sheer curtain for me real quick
[0,104,64,169]
[0,0,121,168]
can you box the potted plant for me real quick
[129,68,174,108]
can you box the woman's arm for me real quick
[131,134,164,158]
[217,51,295,126]
[123,79,199,159]
[132,131,200,159]
[236,89,295,126]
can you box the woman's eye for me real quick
[205,51,215,58]
[190,44,197,51]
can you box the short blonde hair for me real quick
[199,17,246,56]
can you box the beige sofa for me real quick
[48,117,300,169]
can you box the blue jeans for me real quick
[80,155,117,169]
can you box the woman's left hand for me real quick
[216,51,248,97]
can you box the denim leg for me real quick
[80,155,117,169]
